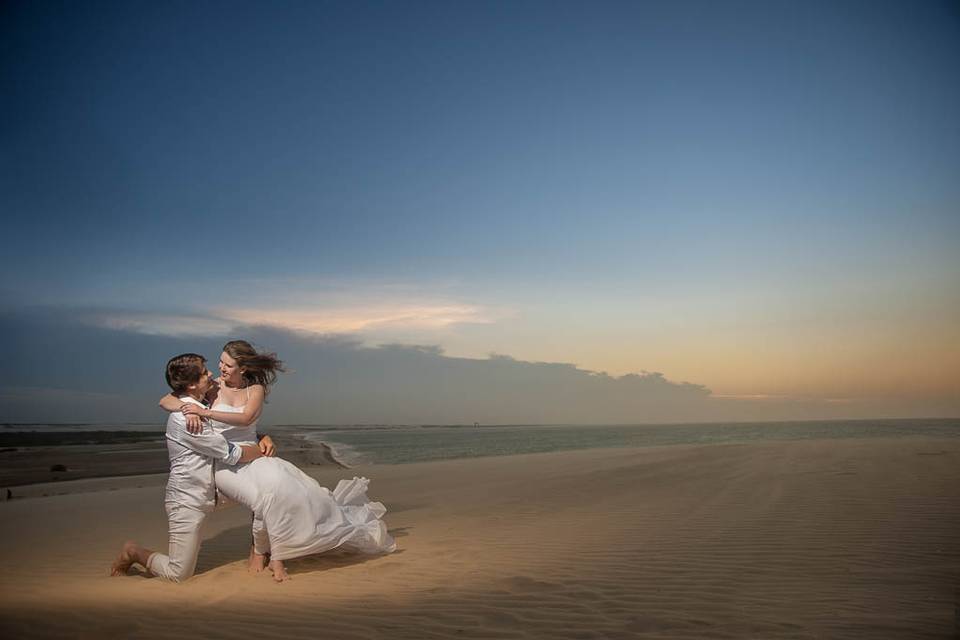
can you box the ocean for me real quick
[286,418,960,466]
[5,418,958,467]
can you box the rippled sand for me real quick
[1,437,957,639]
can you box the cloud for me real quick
[62,283,508,341]
[0,308,712,423]
[1,307,957,424]
[218,302,498,334]
[89,312,236,337]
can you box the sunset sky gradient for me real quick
[2,1,958,421]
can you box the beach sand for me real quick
[1,437,957,639]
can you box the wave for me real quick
[293,431,367,468]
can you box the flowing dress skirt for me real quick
[215,456,396,561]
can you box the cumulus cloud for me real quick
[1,308,957,424]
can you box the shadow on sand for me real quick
[191,524,411,577]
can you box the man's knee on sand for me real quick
[149,553,195,583]
[169,566,193,583]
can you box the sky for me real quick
[1,1,958,423]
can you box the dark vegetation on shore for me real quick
[0,431,164,448]
[0,431,344,491]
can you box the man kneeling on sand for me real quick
[111,353,266,582]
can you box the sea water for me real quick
[288,419,960,466]
[6,418,958,467]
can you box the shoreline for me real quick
[6,416,959,430]
[3,431,956,496]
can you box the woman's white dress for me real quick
[210,402,396,561]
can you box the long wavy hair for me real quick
[222,340,285,394]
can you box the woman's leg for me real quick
[244,459,301,582]
[250,514,269,572]
[269,556,290,582]
[215,464,269,573]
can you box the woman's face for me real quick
[219,351,243,385]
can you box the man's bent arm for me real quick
[167,413,243,465]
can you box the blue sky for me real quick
[2,1,958,420]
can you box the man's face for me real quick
[196,367,214,394]
[188,365,213,396]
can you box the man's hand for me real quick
[185,414,203,434]
[238,444,263,463]
[258,435,277,457]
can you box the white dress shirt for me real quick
[163,396,242,512]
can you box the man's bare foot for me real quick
[110,541,141,576]
[248,546,267,573]
[269,558,290,583]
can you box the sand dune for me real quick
[1,437,958,639]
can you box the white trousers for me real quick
[146,503,207,583]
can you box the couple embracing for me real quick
[111,340,396,583]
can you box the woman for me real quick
[160,340,395,582]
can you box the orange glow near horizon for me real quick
[100,276,959,406]
[206,303,959,402]
[450,324,960,400]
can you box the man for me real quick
[110,353,267,582]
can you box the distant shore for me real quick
[0,430,347,492]
[4,418,959,490]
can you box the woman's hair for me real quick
[223,340,285,393]
[165,353,206,395]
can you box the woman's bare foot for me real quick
[269,558,290,583]
[111,541,147,576]
[248,546,267,573]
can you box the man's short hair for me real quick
[165,353,206,395]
